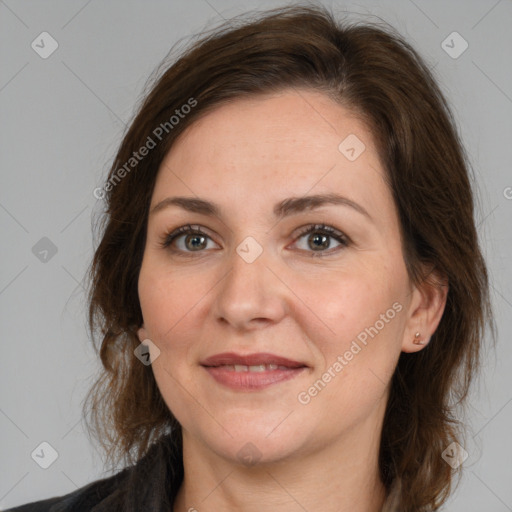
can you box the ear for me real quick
[137,323,149,343]
[401,268,449,353]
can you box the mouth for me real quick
[200,352,309,391]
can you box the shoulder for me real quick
[3,467,130,512]
[4,433,183,512]
[3,495,63,512]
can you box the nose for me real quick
[211,241,288,332]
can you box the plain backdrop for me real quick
[1,0,511,510]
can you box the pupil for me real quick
[186,234,206,250]
[309,233,329,250]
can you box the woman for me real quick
[7,4,493,511]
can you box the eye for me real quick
[160,224,219,253]
[160,223,350,257]
[291,224,350,257]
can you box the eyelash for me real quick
[159,223,350,258]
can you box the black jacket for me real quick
[4,434,184,512]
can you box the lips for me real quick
[201,352,309,391]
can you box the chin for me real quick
[218,435,305,467]
[185,417,310,466]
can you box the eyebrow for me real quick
[150,193,372,221]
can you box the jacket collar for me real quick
[89,432,183,512]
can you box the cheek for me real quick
[297,282,403,434]
[138,261,208,342]
[295,262,402,338]
[300,262,406,385]
[137,261,220,405]
[138,265,205,411]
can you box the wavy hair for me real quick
[83,4,494,510]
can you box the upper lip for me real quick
[201,352,307,368]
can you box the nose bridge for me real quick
[212,235,286,328]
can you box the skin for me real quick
[137,88,448,512]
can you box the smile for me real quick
[200,352,309,390]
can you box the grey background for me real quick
[1,0,511,510]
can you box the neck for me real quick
[173,413,388,512]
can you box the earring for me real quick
[413,332,426,345]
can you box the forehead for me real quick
[152,89,390,218]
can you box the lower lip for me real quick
[203,366,307,390]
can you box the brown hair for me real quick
[83,4,494,510]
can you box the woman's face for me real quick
[137,89,424,464]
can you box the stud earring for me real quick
[413,332,426,345]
